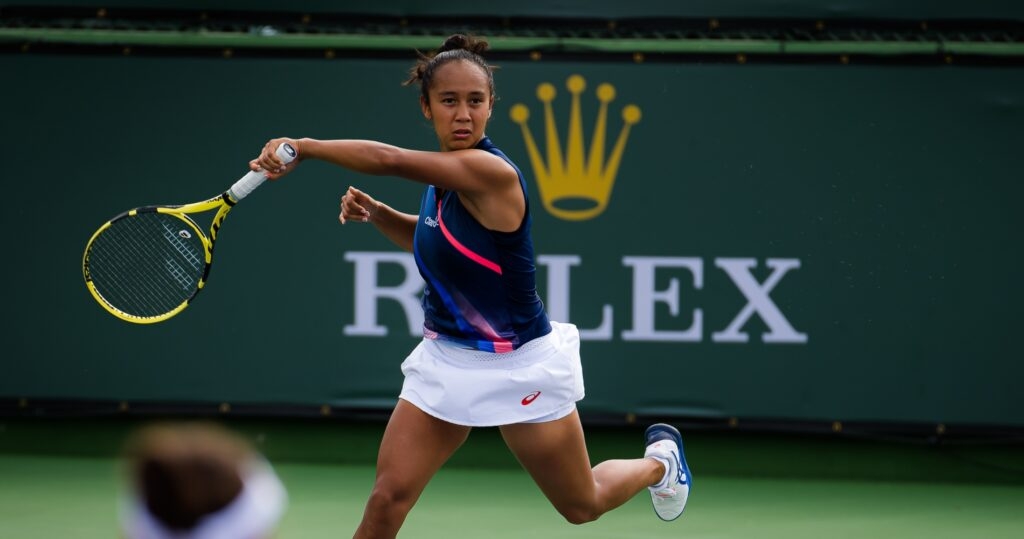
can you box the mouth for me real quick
[452,129,472,139]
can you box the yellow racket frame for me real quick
[82,194,237,324]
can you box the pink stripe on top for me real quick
[491,341,515,353]
[436,201,503,275]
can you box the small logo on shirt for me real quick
[521,391,541,405]
[424,215,439,228]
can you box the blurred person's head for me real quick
[119,422,286,539]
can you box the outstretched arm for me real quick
[252,137,524,232]
[258,138,512,192]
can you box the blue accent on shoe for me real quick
[645,422,691,521]
[645,423,690,486]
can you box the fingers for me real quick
[339,186,375,224]
[339,191,370,223]
[339,191,353,225]
[256,143,278,171]
[255,138,299,179]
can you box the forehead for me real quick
[429,60,490,93]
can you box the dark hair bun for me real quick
[440,34,489,55]
[403,34,496,93]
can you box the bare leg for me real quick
[353,400,471,539]
[499,410,664,524]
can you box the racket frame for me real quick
[82,143,294,324]
[82,192,240,324]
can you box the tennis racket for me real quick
[82,143,296,324]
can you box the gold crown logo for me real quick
[510,75,641,221]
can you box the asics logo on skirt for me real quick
[521,391,542,405]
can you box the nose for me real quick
[455,102,471,121]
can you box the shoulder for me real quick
[474,136,510,161]
[454,146,519,187]
[472,138,521,179]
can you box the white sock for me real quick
[646,454,672,489]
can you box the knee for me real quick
[557,505,602,525]
[363,483,417,521]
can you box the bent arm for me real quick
[340,186,418,252]
[369,202,418,252]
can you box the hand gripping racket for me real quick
[82,143,296,323]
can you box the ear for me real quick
[420,96,431,120]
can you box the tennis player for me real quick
[119,422,287,539]
[253,34,690,538]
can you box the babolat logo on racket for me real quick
[510,75,641,221]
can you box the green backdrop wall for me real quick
[3,52,1021,426]
[4,0,1023,20]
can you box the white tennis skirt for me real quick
[399,321,585,427]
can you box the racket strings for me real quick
[158,221,203,290]
[109,225,187,305]
[87,212,206,318]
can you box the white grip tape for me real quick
[228,143,297,201]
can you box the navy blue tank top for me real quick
[412,137,551,353]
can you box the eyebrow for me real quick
[437,90,487,97]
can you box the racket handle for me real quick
[229,142,297,201]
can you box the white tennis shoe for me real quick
[644,423,691,521]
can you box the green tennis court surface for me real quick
[2,418,1022,538]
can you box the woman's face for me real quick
[421,60,493,152]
